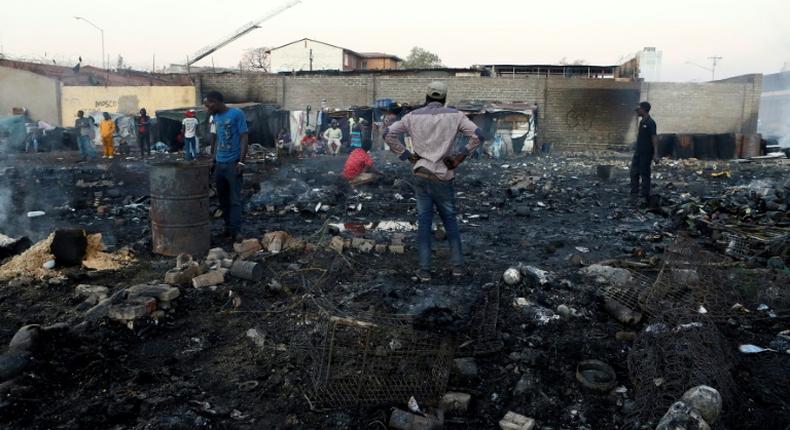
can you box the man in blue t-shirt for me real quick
[204,91,249,241]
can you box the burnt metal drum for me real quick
[150,161,211,256]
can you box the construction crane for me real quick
[187,0,301,66]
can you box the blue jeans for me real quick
[215,161,243,235]
[184,137,197,160]
[78,135,96,160]
[413,176,463,271]
[26,136,38,153]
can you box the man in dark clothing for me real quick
[630,101,658,203]
[137,108,152,158]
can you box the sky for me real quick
[1,0,789,81]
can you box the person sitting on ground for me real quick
[99,112,116,159]
[182,109,199,160]
[343,140,383,187]
[301,130,317,158]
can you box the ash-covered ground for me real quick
[0,149,788,430]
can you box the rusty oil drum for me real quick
[150,161,211,256]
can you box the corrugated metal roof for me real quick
[0,59,193,86]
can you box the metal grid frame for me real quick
[626,310,736,428]
[467,283,504,356]
[307,315,454,408]
[263,298,455,409]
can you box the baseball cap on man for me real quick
[426,81,448,100]
[635,101,651,112]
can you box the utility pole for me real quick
[74,16,105,70]
[708,56,723,80]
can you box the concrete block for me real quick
[108,297,156,322]
[75,284,109,299]
[234,239,262,258]
[127,284,181,301]
[388,244,405,254]
[192,271,225,288]
[375,244,388,254]
[499,411,536,430]
[164,261,202,285]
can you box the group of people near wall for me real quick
[72,108,155,161]
[274,116,377,159]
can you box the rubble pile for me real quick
[0,151,788,429]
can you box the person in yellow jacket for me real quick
[99,112,116,159]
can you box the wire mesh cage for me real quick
[308,314,454,408]
[256,297,454,409]
[626,309,736,428]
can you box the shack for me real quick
[155,103,285,152]
[455,101,535,157]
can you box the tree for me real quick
[402,47,443,69]
[116,55,126,70]
[241,47,271,72]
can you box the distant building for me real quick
[357,53,403,71]
[637,47,662,81]
[480,64,621,79]
[619,47,663,81]
[268,38,402,73]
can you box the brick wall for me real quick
[375,76,543,106]
[641,75,762,135]
[541,78,642,151]
[197,73,279,104]
[283,76,371,110]
[197,72,762,150]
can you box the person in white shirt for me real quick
[182,110,199,160]
[323,120,343,156]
